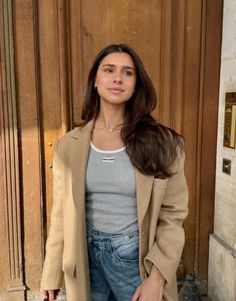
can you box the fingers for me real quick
[40,288,48,300]
[40,288,58,301]
[131,286,141,301]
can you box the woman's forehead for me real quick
[99,52,135,68]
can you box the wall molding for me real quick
[0,0,25,298]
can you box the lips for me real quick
[108,87,124,93]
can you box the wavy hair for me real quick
[79,44,183,178]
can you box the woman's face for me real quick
[95,52,136,106]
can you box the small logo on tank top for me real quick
[102,156,115,162]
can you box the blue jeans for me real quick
[87,225,142,301]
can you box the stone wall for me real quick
[208,0,236,300]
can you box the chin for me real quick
[108,99,129,105]
[101,95,130,105]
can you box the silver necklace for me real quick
[93,125,121,133]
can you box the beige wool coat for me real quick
[40,120,188,301]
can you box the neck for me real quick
[95,103,125,131]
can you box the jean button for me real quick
[88,236,92,243]
[124,235,130,241]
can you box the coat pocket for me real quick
[62,260,76,278]
[111,232,139,263]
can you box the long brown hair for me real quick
[79,44,183,178]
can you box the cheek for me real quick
[96,78,109,97]
[96,76,109,88]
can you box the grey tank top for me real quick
[85,141,138,233]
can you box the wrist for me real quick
[150,266,165,283]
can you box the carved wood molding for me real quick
[68,0,83,127]
[0,0,26,295]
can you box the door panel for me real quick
[69,0,195,275]
[0,0,222,299]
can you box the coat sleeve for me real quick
[40,141,64,290]
[144,149,189,287]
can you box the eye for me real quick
[103,68,113,73]
[123,70,134,76]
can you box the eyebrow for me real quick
[101,64,135,70]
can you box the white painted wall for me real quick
[208,0,236,300]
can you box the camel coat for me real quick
[40,120,188,301]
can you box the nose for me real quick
[113,71,122,84]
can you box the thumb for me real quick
[131,286,141,301]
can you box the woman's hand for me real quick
[40,288,59,301]
[131,267,165,301]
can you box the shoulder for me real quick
[58,120,94,143]
[53,120,94,154]
[60,127,82,141]
[54,127,80,150]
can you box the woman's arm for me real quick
[40,141,64,292]
[132,149,188,301]
[144,149,189,286]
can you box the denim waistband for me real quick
[86,224,139,238]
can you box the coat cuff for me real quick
[40,262,64,290]
[144,243,177,287]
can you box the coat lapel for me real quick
[69,121,94,214]
[135,168,154,225]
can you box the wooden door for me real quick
[0,0,223,299]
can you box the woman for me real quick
[40,44,188,301]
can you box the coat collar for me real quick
[69,120,95,139]
[69,119,154,225]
